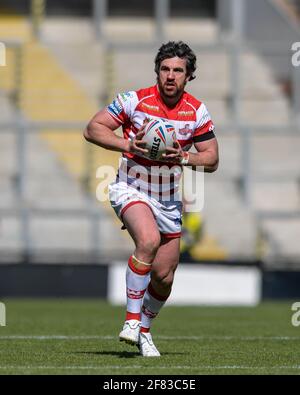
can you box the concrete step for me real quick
[262,218,300,258]
[0,216,134,259]
[252,182,299,212]
[251,135,300,178]
[202,179,257,258]
[0,95,15,121]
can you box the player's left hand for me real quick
[161,141,189,165]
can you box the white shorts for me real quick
[109,181,183,239]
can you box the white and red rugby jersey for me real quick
[106,85,215,201]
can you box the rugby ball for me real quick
[143,118,176,160]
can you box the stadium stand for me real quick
[0,12,134,261]
[43,16,297,261]
[0,1,299,266]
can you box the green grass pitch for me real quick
[0,299,299,375]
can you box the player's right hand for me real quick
[128,121,149,155]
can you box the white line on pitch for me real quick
[0,365,299,370]
[0,335,115,340]
[0,335,299,340]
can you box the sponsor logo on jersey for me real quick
[200,113,210,126]
[120,92,132,102]
[178,111,194,116]
[141,102,160,112]
[178,124,192,136]
[108,98,123,117]
[208,123,215,132]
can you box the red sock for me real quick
[126,311,141,321]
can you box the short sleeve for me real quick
[193,103,215,143]
[106,91,137,125]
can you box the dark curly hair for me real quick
[154,41,197,81]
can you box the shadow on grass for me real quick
[72,350,139,358]
[71,350,185,358]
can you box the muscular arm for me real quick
[163,136,219,172]
[189,137,219,172]
[83,109,131,153]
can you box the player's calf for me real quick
[150,267,175,297]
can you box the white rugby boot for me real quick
[138,332,161,357]
[119,320,141,345]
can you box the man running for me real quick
[84,41,219,357]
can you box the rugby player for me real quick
[84,41,219,356]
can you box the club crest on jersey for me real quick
[179,124,192,136]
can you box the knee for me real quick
[136,234,161,260]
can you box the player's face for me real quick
[157,57,190,101]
